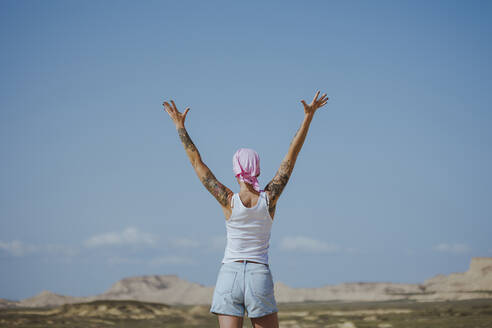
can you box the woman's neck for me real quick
[238,181,259,194]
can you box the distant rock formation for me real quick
[17,275,214,308]
[18,290,88,308]
[273,257,492,303]
[93,275,214,305]
[274,281,425,303]
[0,298,19,309]
[415,257,492,301]
[8,257,492,308]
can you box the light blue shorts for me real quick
[210,261,278,318]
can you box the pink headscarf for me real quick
[232,148,261,192]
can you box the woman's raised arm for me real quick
[163,100,233,215]
[264,91,329,218]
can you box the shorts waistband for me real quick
[221,260,269,267]
[234,259,266,265]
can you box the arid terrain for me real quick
[1,298,492,328]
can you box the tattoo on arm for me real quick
[178,128,198,153]
[201,171,231,207]
[265,159,293,215]
[177,128,231,208]
[265,114,313,217]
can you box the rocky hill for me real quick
[274,281,425,303]
[8,257,492,308]
[93,274,213,305]
[17,290,88,308]
[0,298,19,309]
[415,257,492,301]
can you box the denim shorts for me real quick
[210,261,278,318]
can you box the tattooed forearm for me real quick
[265,114,314,217]
[177,128,197,152]
[175,128,232,208]
[201,171,231,207]
[265,159,293,213]
[177,127,203,168]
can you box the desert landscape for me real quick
[1,257,491,327]
[2,298,492,328]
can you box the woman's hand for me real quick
[301,91,329,115]
[163,100,190,129]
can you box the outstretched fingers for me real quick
[163,100,189,115]
[162,100,181,113]
[316,93,329,107]
[317,93,327,101]
[163,101,173,114]
[163,101,174,110]
[170,100,179,112]
[300,91,329,113]
[162,98,191,128]
[311,90,321,104]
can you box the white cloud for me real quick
[169,237,200,248]
[149,256,194,266]
[279,236,340,253]
[433,243,471,254]
[0,240,78,257]
[0,240,37,256]
[84,227,156,248]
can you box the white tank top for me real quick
[222,191,273,264]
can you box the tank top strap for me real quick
[256,191,265,208]
[261,190,267,207]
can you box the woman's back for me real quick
[222,191,273,264]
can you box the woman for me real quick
[163,91,328,328]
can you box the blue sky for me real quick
[1,0,491,301]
